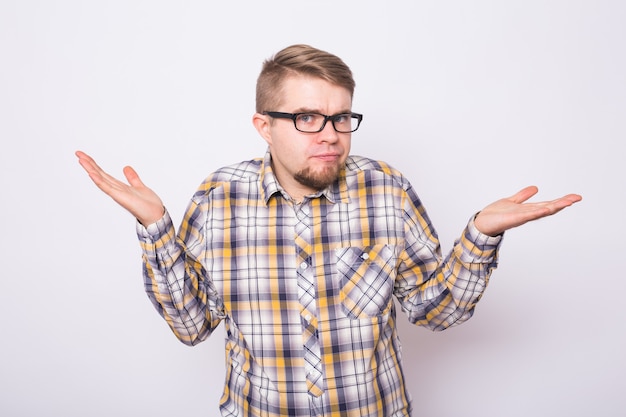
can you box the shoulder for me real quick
[345,155,411,190]
[194,158,263,195]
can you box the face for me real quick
[253,75,353,201]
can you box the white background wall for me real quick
[1,1,624,416]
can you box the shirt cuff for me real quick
[136,209,175,250]
[453,214,503,263]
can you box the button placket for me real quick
[294,203,324,396]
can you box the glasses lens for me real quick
[333,114,360,133]
[295,113,325,132]
[294,113,361,132]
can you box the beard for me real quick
[294,163,343,191]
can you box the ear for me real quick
[252,112,273,145]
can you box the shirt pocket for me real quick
[336,244,397,319]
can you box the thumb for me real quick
[122,165,144,188]
[510,185,539,204]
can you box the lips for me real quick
[315,154,339,161]
[312,151,342,162]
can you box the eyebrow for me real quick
[291,107,353,115]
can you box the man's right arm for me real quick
[137,206,224,346]
[76,151,224,344]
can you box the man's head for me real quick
[252,45,359,202]
[255,44,355,113]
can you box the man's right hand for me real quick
[75,150,165,226]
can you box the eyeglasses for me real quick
[263,111,363,133]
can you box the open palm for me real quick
[474,186,582,236]
[75,151,165,226]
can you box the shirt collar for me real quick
[260,148,351,205]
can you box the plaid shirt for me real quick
[137,150,501,417]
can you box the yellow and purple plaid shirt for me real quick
[137,150,501,417]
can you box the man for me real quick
[76,44,581,416]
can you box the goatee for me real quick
[294,163,343,191]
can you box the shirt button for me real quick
[305,314,312,321]
[361,252,370,260]
[300,261,308,270]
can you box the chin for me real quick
[295,164,341,190]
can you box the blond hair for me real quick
[255,44,356,113]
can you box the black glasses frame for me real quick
[263,111,363,133]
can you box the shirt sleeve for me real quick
[394,188,503,331]
[136,201,225,346]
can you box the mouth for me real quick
[312,153,341,162]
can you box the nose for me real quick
[318,118,340,142]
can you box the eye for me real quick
[333,113,352,125]
[333,114,350,124]
[296,113,321,125]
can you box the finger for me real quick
[76,150,107,178]
[122,165,145,189]
[518,195,582,222]
[508,185,539,204]
[77,156,106,184]
[543,194,583,213]
[75,150,89,160]
[563,193,583,204]
[75,150,99,169]
[76,151,130,195]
